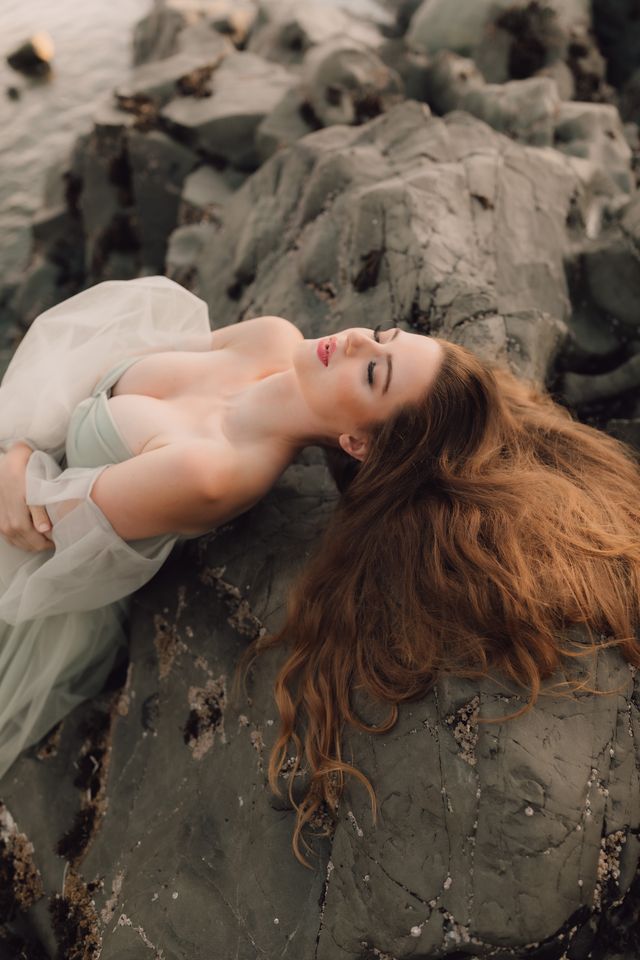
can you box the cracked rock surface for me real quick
[2,0,640,956]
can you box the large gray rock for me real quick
[573,192,640,338]
[132,0,257,66]
[161,51,299,170]
[0,464,638,957]
[255,86,320,164]
[592,0,640,88]
[116,41,231,110]
[193,99,587,364]
[3,2,640,956]
[127,130,199,273]
[459,75,561,146]
[554,101,635,195]
[246,0,388,66]
[406,0,589,58]
[301,38,405,128]
[76,100,139,282]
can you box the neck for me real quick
[221,368,333,456]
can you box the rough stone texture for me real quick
[193,100,588,360]
[0,475,639,958]
[115,40,231,109]
[160,51,299,170]
[459,75,561,147]
[132,0,257,67]
[126,130,199,273]
[554,101,635,195]
[246,0,389,66]
[2,0,640,955]
[406,0,590,67]
[255,85,320,164]
[592,0,640,89]
[301,38,405,128]
[563,191,640,368]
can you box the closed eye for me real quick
[368,325,399,391]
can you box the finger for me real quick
[4,528,54,552]
[29,505,52,533]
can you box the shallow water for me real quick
[0,0,150,281]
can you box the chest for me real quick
[106,348,279,457]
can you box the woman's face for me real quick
[293,326,444,451]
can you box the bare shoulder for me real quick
[188,435,286,502]
[210,315,303,358]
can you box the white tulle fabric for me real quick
[0,276,213,780]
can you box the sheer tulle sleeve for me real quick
[0,452,178,626]
[0,275,212,456]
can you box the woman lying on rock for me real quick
[1,275,639,866]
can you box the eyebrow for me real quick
[382,327,400,395]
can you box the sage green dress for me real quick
[0,275,213,780]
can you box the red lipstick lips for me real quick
[317,337,336,366]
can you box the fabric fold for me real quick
[0,275,214,779]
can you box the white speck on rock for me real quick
[274,918,280,925]
[172,892,179,900]
[410,924,422,937]
[443,875,452,890]
[524,806,534,816]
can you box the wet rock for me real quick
[165,222,219,288]
[255,86,320,163]
[459,75,561,146]
[246,0,386,66]
[604,418,640,450]
[573,192,640,339]
[0,804,44,923]
[3,0,640,954]
[592,0,640,88]
[160,50,298,170]
[8,258,64,328]
[126,129,198,273]
[565,20,615,103]
[133,0,257,66]
[535,55,575,99]
[116,41,230,112]
[620,68,640,126]
[302,38,404,128]
[195,99,581,359]
[76,100,139,282]
[560,354,640,408]
[422,50,485,115]
[6,33,54,77]
[554,101,635,195]
[178,164,241,225]
[376,37,433,103]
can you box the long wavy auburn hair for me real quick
[239,335,640,866]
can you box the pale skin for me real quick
[0,317,445,552]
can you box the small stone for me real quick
[524,806,534,816]
[274,917,279,925]
[410,925,422,937]
[172,891,179,899]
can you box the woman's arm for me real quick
[85,440,239,540]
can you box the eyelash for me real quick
[367,325,382,386]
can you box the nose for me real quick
[344,329,379,356]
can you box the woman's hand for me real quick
[0,442,54,552]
